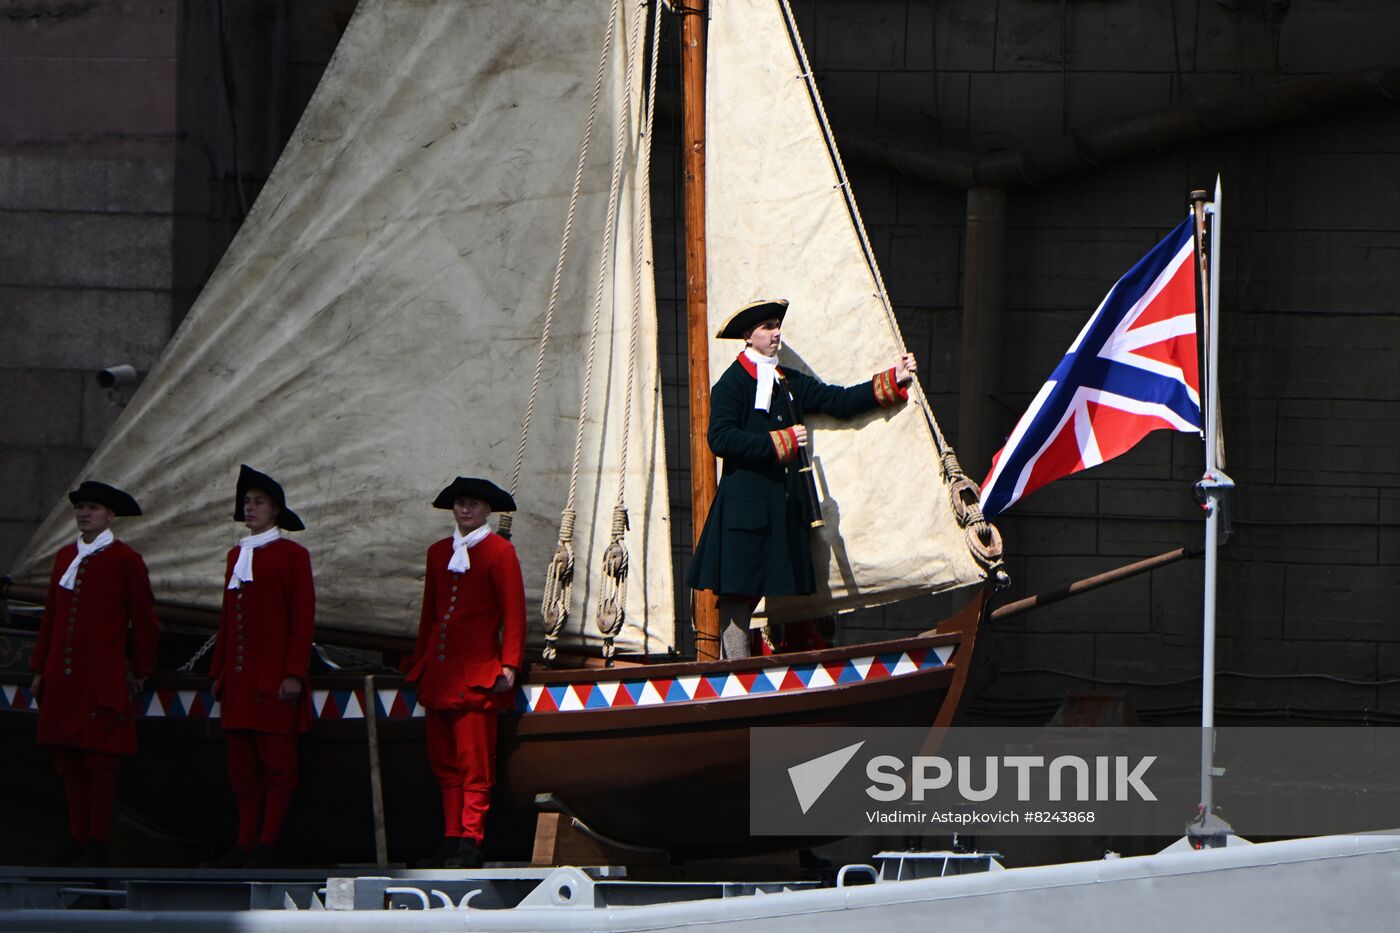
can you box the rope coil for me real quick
[541,509,577,662]
[596,506,631,660]
[938,449,1006,580]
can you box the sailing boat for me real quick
[1,0,1001,858]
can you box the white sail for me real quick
[705,0,988,620]
[9,0,675,653]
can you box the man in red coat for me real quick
[29,481,159,866]
[208,465,315,868]
[407,477,526,869]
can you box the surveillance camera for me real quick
[96,364,138,388]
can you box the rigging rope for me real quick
[596,2,663,662]
[777,0,1004,581]
[543,0,643,661]
[177,633,218,672]
[498,0,624,545]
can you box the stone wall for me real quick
[775,0,1400,725]
[4,0,1397,726]
[0,0,355,568]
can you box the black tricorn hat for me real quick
[715,299,789,340]
[432,477,516,513]
[68,481,141,517]
[233,465,305,531]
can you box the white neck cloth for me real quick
[448,525,492,574]
[59,530,114,591]
[744,347,779,412]
[227,527,282,590]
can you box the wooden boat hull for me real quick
[0,592,985,862]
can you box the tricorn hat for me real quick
[715,299,789,340]
[68,480,141,517]
[233,465,305,531]
[432,477,516,512]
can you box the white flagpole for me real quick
[1192,177,1234,847]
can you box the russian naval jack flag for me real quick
[979,218,1203,519]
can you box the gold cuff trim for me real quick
[770,428,797,464]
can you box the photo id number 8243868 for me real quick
[1022,811,1096,823]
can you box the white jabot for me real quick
[744,347,779,412]
[59,530,114,591]
[448,525,492,574]
[227,528,282,590]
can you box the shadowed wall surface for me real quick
[4,0,1398,726]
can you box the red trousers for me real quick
[425,708,498,842]
[51,747,121,843]
[225,730,299,850]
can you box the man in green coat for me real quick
[686,299,917,658]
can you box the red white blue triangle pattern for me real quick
[1,683,37,712]
[518,644,956,714]
[0,644,953,720]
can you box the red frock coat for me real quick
[407,533,526,710]
[30,540,160,754]
[210,538,315,733]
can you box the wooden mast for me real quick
[681,1,720,660]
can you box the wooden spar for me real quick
[987,546,1203,622]
[363,674,389,867]
[681,0,720,661]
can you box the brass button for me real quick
[236,614,243,621]
[64,668,71,675]
[235,666,243,673]
[437,654,445,662]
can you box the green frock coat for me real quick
[686,355,896,597]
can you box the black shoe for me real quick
[442,837,482,869]
[50,838,84,867]
[73,840,109,868]
[416,836,460,868]
[202,846,249,869]
[242,844,276,869]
